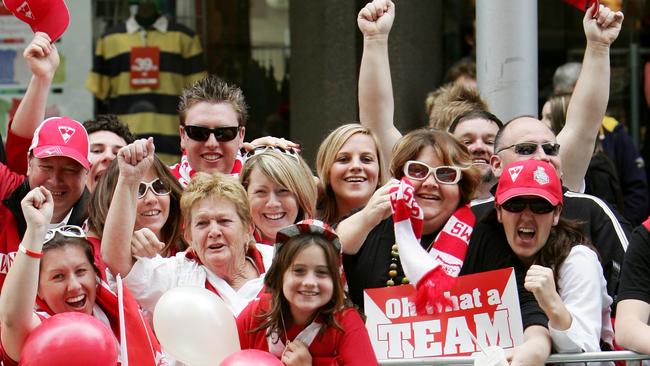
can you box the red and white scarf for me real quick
[390,178,475,313]
[169,150,244,187]
[35,276,165,366]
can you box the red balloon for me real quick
[19,312,118,366]
[220,349,283,366]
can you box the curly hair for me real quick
[83,114,135,144]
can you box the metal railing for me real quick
[378,350,650,365]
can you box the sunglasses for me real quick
[500,197,556,214]
[242,145,299,163]
[403,160,463,184]
[138,178,171,199]
[44,225,86,244]
[496,142,560,156]
[183,125,240,142]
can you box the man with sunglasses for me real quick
[171,75,247,187]
[469,115,631,305]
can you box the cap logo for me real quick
[16,1,34,19]
[533,166,550,185]
[58,126,75,143]
[508,165,523,182]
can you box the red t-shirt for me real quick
[237,294,378,366]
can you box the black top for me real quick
[343,213,548,329]
[617,224,650,303]
[343,217,436,311]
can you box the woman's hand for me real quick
[242,136,300,153]
[525,265,572,331]
[117,138,155,183]
[23,32,59,79]
[282,340,312,366]
[362,179,399,227]
[357,0,395,38]
[20,186,53,230]
[524,265,560,311]
[131,228,165,258]
[583,2,623,48]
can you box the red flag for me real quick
[563,0,594,11]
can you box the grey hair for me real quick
[552,62,582,94]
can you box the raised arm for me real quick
[101,138,155,277]
[558,3,623,191]
[358,0,401,167]
[6,33,59,174]
[0,187,53,361]
[10,33,58,138]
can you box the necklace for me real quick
[387,243,410,286]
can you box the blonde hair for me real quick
[315,124,386,224]
[181,172,252,237]
[426,82,488,130]
[240,150,317,222]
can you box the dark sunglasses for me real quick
[496,142,560,156]
[403,160,463,184]
[138,178,171,199]
[500,197,556,214]
[183,125,240,142]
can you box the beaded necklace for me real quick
[387,243,410,286]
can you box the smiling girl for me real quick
[237,220,377,366]
[240,147,317,245]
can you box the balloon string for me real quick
[117,275,129,366]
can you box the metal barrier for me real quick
[378,350,650,365]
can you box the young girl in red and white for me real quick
[237,220,377,366]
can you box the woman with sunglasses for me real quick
[315,124,386,225]
[240,146,317,245]
[337,128,480,309]
[492,159,612,355]
[87,150,186,278]
[0,186,162,365]
[102,138,273,318]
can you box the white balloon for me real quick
[153,286,240,366]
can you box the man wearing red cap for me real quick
[0,116,90,291]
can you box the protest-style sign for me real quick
[364,267,524,361]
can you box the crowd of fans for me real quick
[2,0,650,365]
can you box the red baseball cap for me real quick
[495,160,563,206]
[2,0,70,42]
[29,117,90,169]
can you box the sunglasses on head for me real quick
[242,145,299,163]
[500,197,556,214]
[44,225,86,244]
[403,160,463,184]
[183,125,240,142]
[497,142,560,156]
[138,178,171,199]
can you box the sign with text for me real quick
[364,268,524,360]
